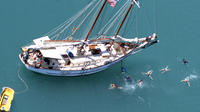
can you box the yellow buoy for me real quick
[0,87,15,112]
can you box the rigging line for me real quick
[51,18,82,40]
[113,7,128,35]
[99,3,114,36]
[84,0,107,41]
[121,60,124,68]
[129,7,137,36]
[122,7,132,37]
[81,0,101,40]
[104,3,129,34]
[110,8,127,35]
[115,0,134,37]
[46,12,83,37]
[143,1,153,33]
[45,15,77,37]
[44,0,96,39]
[48,0,96,37]
[99,0,129,34]
[96,2,108,37]
[153,0,157,32]
[98,0,130,35]
[135,6,139,36]
[68,0,102,39]
[55,3,95,40]
[82,0,104,40]
[120,60,129,74]
[104,10,124,34]
[15,62,29,94]
[54,13,84,40]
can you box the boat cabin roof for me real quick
[40,49,64,59]
[33,36,50,46]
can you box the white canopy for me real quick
[40,49,63,59]
[33,36,50,46]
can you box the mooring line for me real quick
[15,63,29,94]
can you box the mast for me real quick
[84,0,107,41]
[115,0,135,37]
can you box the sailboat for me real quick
[19,0,158,76]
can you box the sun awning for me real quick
[33,36,50,46]
[40,49,63,59]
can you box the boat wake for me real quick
[137,82,145,89]
[189,74,198,80]
[122,81,146,94]
[122,83,137,93]
[186,69,198,80]
[137,96,145,103]
[15,63,29,94]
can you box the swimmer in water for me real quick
[125,75,132,83]
[142,70,153,80]
[160,65,170,74]
[182,58,189,64]
[109,83,116,89]
[109,84,123,90]
[180,76,190,87]
[121,67,126,73]
[137,80,143,87]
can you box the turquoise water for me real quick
[1,0,200,112]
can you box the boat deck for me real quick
[19,33,158,75]
[21,41,136,71]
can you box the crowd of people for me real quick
[22,49,42,68]
[109,58,191,90]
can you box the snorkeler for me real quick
[121,67,127,73]
[160,65,170,74]
[125,75,132,83]
[182,58,189,64]
[109,84,123,90]
[142,70,153,80]
[180,76,190,87]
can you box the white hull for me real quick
[19,0,158,77]
[20,49,142,76]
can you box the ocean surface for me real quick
[0,0,200,112]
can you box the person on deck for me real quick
[22,51,28,63]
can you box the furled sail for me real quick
[114,35,139,43]
[114,33,157,43]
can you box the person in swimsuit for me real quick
[137,79,143,87]
[109,84,116,89]
[142,70,153,80]
[160,65,170,74]
[181,76,190,87]
[109,84,123,90]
